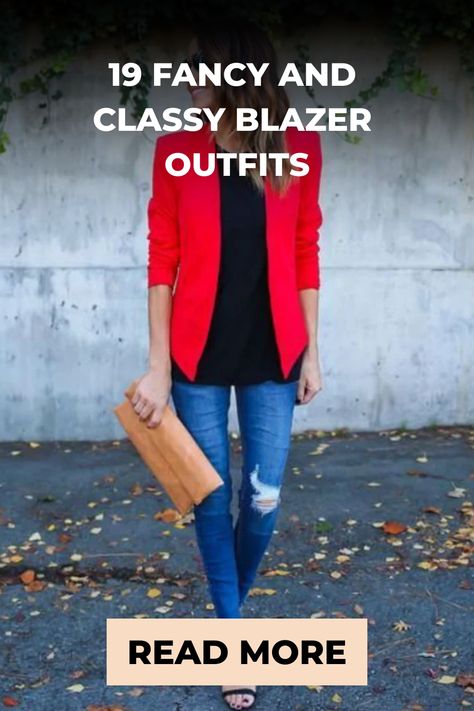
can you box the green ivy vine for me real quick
[1,0,473,154]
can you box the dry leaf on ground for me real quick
[383,521,407,535]
[456,673,474,689]
[248,588,277,596]
[154,508,182,523]
[19,569,35,584]
[393,620,411,632]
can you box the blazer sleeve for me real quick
[295,133,323,290]
[147,137,180,288]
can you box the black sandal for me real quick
[221,687,257,708]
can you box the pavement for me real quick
[0,425,473,711]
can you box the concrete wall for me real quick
[1,28,473,440]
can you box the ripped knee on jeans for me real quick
[249,464,281,515]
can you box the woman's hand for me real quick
[297,346,322,405]
[131,366,171,428]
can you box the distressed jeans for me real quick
[171,379,298,618]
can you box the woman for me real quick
[132,22,323,710]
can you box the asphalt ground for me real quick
[0,425,473,710]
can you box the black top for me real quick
[171,152,304,386]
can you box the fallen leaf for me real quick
[331,692,342,703]
[2,698,20,708]
[448,487,466,499]
[418,561,438,571]
[67,683,85,692]
[393,620,410,632]
[308,443,329,455]
[154,508,182,523]
[248,588,277,596]
[435,675,456,684]
[383,521,407,535]
[146,588,161,599]
[128,688,145,697]
[457,673,474,689]
[25,580,46,592]
[19,569,35,584]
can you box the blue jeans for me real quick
[171,379,298,618]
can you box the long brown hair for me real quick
[195,21,292,194]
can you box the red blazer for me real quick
[147,124,323,382]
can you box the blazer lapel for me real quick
[191,124,221,253]
[265,177,281,265]
[188,125,222,364]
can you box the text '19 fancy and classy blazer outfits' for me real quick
[147,124,323,383]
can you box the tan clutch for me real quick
[113,378,224,514]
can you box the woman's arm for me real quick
[148,285,172,373]
[295,133,323,405]
[131,136,179,427]
[297,288,322,404]
[131,286,173,427]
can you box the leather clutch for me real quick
[113,378,224,514]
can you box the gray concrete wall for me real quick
[1,30,473,440]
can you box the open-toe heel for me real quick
[221,686,257,709]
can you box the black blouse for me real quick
[171,152,304,386]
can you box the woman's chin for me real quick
[194,102,211,111]
[190,91,214,110]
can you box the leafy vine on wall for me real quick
[0,0,473,153]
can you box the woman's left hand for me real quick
[297,346,322,405]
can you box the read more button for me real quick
[107,618,367,686]
[131,638,346,666]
